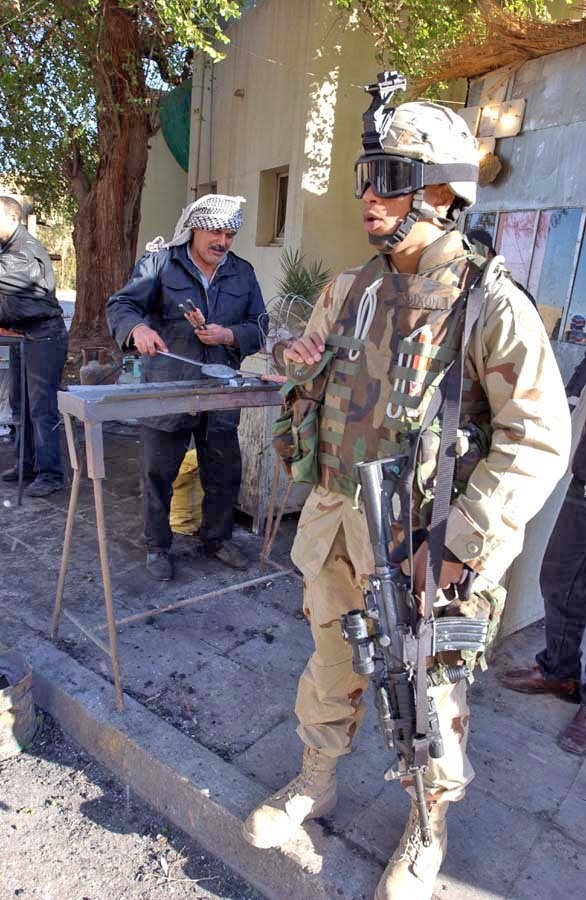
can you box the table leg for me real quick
[52,413,81,639]
[85,422,124,712]
[17,339,26,507]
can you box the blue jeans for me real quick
[536,476,586,702]
[9,317,68,483]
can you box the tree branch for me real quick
[62,140,90,204]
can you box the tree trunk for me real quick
[68,0,154,354]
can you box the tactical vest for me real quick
[314,255,491,526]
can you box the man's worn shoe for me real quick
[207,541,249,571]
[375,801,448,900]
[499,665,581,703]
[242,746,337,849]
[1,467,35,483]
[558,704,586,755]
[25,477,64,498]
[146,551,173,582]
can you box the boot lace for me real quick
[397,812,425,864]
[278,751,322,801]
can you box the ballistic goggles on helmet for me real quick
[354,154,477,200]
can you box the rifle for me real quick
[341,456,488,845]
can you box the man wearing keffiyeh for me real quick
[107,194,268,580]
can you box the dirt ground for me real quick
[0,714,264,900]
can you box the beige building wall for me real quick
[188,0,381,302]
[136,129,188,260]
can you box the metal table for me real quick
[51,378,283,709]
[0,333,27,507]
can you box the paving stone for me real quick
[234,700,391,832]
[9,632,380,900]
[228,613,312,677]
[508,826,586,900]
[471,658,579,740]
[0,517,140,580]
[349,784,544,898]
[114,625,217,683]
[2,428,584,900]
[178,652,299,756]
[76,494,144,539]
[467,703,581,814]
[171,583,304,655]
[345,779,412,865]
[437,787,545,900]
[0,488,67,527]
[553,756,586,847]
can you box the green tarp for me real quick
[159,79,192,173]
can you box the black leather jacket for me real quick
[0,224,62,328]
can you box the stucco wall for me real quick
[136,129,188,260]
[189,0,382,302]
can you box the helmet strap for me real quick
[367,187,425,251]
[368,187,459,252]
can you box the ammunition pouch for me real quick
[271,349,335,484]
[437,581,507,671]
[432,616,489,654]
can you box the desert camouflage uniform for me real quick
[285,230,570,803]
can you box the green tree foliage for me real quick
[0,0,241,342]
[0,0,239,213]
[336,1,557,89]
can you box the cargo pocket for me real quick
[272,407,297,475]
[291,402,320,484]
[271,348,335,485]
[272,398,320,484]
[454,582,507,672]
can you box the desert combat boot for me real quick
[375,800,448,900]
[242,746,337,848]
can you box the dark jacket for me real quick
[567,352,586,482]
[106,244,268,431]
[0,224,62,330]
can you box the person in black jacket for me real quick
[107,194,268,581]
[0,196,68,497]
[501,351,586,755]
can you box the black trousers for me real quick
[9,318,68,483]
[536,476,586,702]
[141,416,242,552]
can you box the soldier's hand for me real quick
[412,540,464,612]
[282,332,325,366]
[132,324,168,355]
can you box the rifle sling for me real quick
[407,283,485,750]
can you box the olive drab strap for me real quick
[401,280,486,762]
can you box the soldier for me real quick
[243,81,570,899]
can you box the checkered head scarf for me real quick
[145,194,246,252]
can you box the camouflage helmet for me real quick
[381,101,478,207]
[355,101,479,209]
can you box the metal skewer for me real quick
[155,349,259,380]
